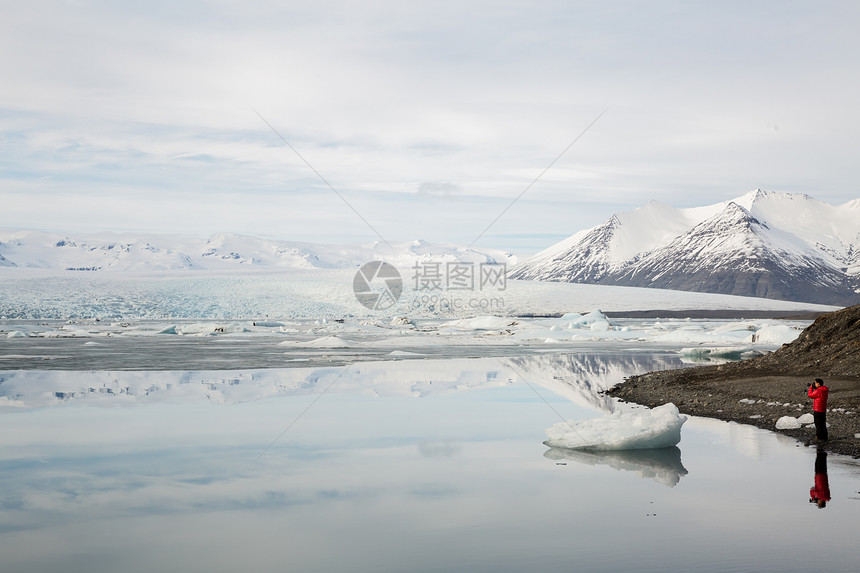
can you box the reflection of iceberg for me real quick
[544,446,689,488]
[544,403,687,450]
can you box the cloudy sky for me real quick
[2,0,858,253]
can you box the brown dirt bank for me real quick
[607,304,860,458]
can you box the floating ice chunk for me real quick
[544,403,687,451]
[679,346,762,363]
[294,336,358,348]
[64,328,92,337]
[682,346,750,358]
[713,321,758,333]
[797,413,814,424]
[442,316,517,330]
[775,416,802,429]
[753,324,800,345]
[654,330,724,344]
[177,323,247,335]
[568,310,616,329]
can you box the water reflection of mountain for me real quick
[0,352,685,410]
[506,353,685,413]
[544,446,689,488]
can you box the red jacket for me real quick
[808,384,829,412]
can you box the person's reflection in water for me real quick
[809,448,830,509]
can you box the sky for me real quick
[1,0,859,254]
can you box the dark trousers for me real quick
[813,410,828,441]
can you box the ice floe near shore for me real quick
[775,413,818,430]
[544,403,687,450]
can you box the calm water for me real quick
[1,353,858,573]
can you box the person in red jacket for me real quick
[807,378,829,441]
[809,449,830,509]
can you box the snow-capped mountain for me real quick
[510,190,860,306]
[0,231,517,272]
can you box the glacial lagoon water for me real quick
[1,352,859,573]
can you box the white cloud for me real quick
[1,1,859,252]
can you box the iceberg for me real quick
[775,416,802,430]
[292,336,358,348]
[775,412,815,430]
[544,403,687,450]
[568,309,616,329]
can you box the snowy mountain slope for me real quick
[610,203,851,304]
[0,250,14,267]
[0,230,517,272]
[511,190,860,306]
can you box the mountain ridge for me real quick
[0,230,518,272]
[510,190,860,306]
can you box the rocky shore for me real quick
[607,304,860,458]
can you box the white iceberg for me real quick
[775,412,816,430]
[753,324,800,345]
[568,309,616,329]
[293,336,358,348]
[544,403,687,451]
[442,316,517,330]
[775,416,802,430]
